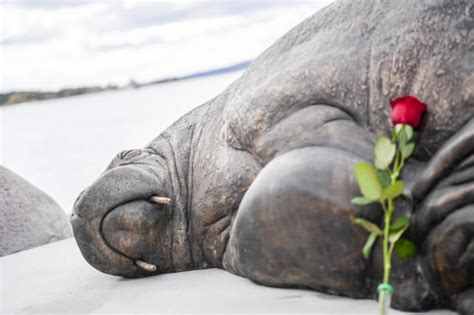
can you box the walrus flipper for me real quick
[224,146,372,296]
[411,119,474,314]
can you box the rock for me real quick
[0,166,72,256]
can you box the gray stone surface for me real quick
[0,166,72,256]
[1,238,455,314]
[71,1,474,314]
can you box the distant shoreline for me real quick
[0,60,251,106]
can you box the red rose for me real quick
[390,96,427,128]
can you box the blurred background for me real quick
[0,0,332,213]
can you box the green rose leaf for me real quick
[390,215,410,232]
[401,143,415,159]
[354,217,383,235]
[377,170,391,188]
[354,162,383,200]
[395,239,417,259]
[362,232,378,259]
[382,181,404,200]
[374,136,396,170]
[389,222,409,244]
[351,196,375,205]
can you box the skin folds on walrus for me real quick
[71,0,474,314]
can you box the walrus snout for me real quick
[101,199,173,274]
[71,164,172,277]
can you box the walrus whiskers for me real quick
[149,196,171,205]
[135,259,157,272]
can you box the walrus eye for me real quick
[118,149,142,160]
[135,259,157,272]
[149,196,172,205]
[105,149,146,170]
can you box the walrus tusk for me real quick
[135,259,157,272]
[150,196,172,205]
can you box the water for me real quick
[1,72,242,212]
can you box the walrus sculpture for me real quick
[71,0,474,313]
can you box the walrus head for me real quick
[71,149,175,277]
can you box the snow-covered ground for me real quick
[1,72,241,212]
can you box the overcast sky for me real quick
[0,0,332,93]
